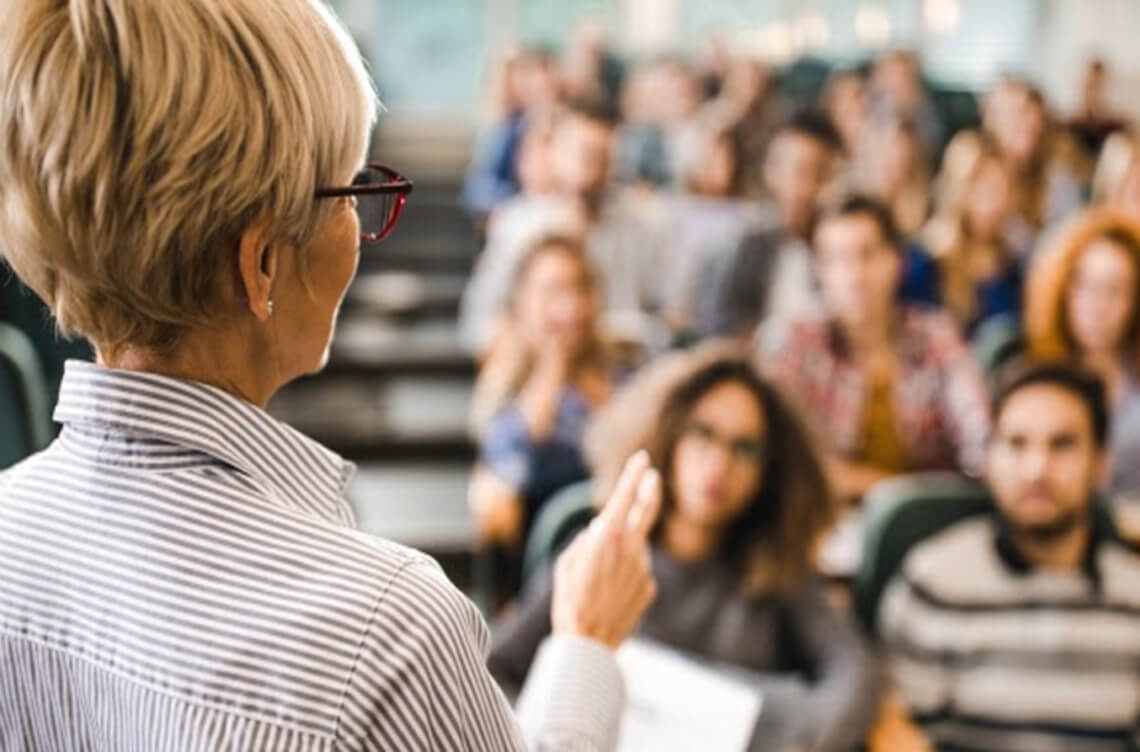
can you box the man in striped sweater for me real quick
[880,362,1140,752]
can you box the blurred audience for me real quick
[823,69,870,162]
[696,109,843,338]
[879,362,1140,752]
[1092,129,1140,220]
[853,115,931,240]
[909,139,1024,334]
[468,235,624,590]
[459,97,670,356]
[867,50,944,157]
[1068,58,1130,161]
[614,59,674,188]
[462,46,561,219]
[489,343,882,751]
[761,196,991,503]
[561,19,625,112]
[654,124,762,334]
[614,55,705,190]
[1026,208,1140,501]
[987,78,1085,236]
[709,58,788,199]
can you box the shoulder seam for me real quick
[330,555,421,750]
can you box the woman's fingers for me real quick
[597,450,650,532]
[626,468,661,541]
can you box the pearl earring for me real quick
[267,299,275,317]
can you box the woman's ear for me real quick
[237,217,280,321]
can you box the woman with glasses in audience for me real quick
[1027,208,1140,501]
[761,195,991,504]
[489,342,881,752]
[0,1,662,748]
[469,233,627,590]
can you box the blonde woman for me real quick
[907,139,1025,334]
[0,2,659,748]
[854,116,931,239]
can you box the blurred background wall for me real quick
[333,0,1140,176]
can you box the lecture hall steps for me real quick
[268,175,478,584]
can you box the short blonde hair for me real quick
[0,0,377,350]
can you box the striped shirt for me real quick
[880,514,1140,752]
[0,360,624,751]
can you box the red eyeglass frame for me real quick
[314,162,414,243]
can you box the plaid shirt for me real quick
[759,306,990,474]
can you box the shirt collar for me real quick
[54,360,356,525]
[991,505,1109,585]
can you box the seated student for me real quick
[468,234,622,576]
[489,343,882,752]
[983,78,1085,240]
[761,195,991,503]
[1092,129,1140,221]
[656,123,762,335]
[1027,208,1140,501]
[461,46,561,220]
[695,110,843,338]
[853,115,931,241]
[459,96,670,357]
[878,361,1140,752]
[908,139,1026,335]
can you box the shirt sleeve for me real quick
[782,582,884,752]
[338,557,625,752]
[489,567,558,699]
[481,405,537,492]
[516,636,627,752]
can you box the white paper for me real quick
[615,638,763,752]
[817,510,864,577]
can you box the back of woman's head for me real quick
[0,0,376,351]
[586,342,835,596]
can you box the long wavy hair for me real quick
[924,137,1016,327]
[585,342,836,596]
[469,233,608,438]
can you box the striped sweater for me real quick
[880,515,1140,752]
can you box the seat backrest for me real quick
[854,471,1122,635]
[0,322,52,468]
[1,272,92,405]
[971,312,1024,378]
[854,473,995,634]
[522,480,596,583]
